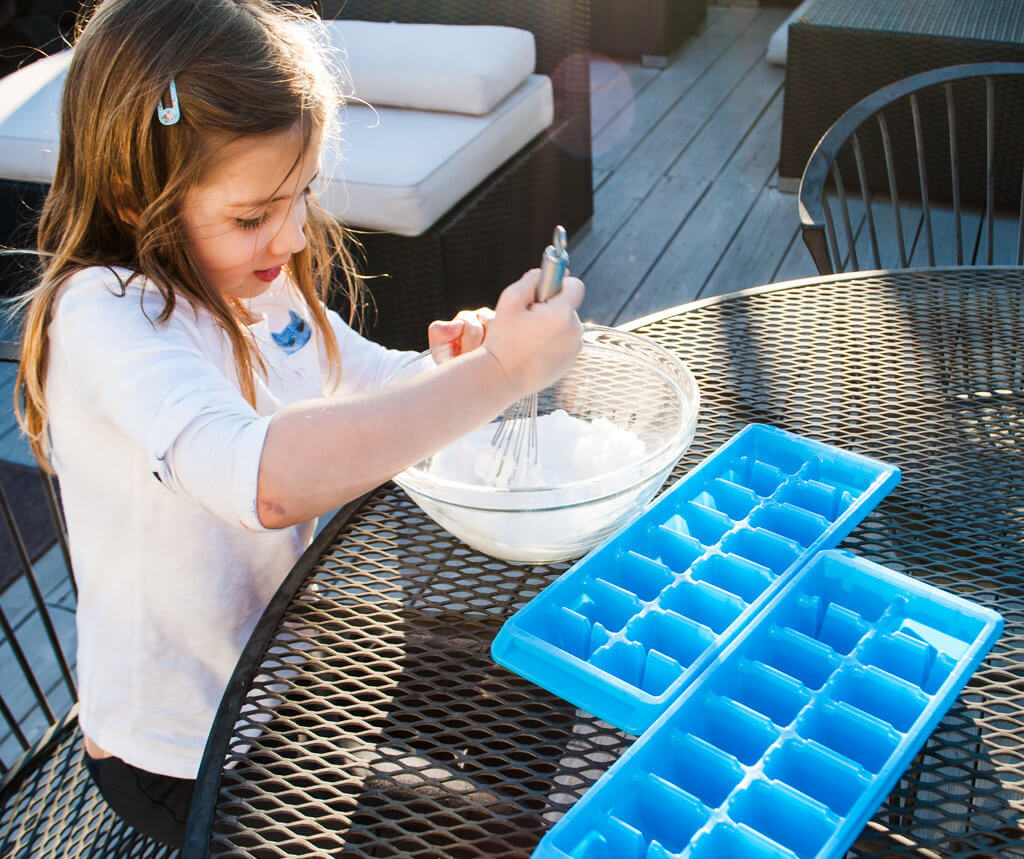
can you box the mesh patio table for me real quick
[185,267,1024,858]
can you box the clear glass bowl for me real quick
[385,325,700,564]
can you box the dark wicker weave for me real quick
[780,0,1024,190]
[187,268,1024,858]
[799,63,1024,275]
[591,0,706,66]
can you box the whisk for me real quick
[486,226,570,485]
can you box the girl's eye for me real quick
[236,213,268,231]
[235,186,312,231]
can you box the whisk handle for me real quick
[536,225,569,302]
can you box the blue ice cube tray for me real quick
[532,550,1003,859]
[492,424,901,734]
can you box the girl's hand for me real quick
[482,268,585,396]
[427,308,496,362]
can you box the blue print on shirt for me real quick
[271,311,311,354]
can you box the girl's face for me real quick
[181,125,321,301]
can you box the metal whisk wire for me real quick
[487,226,569,485]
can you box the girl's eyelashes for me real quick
[234,185,314,231]
[236,213,269,231]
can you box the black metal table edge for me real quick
[183,491,374,858]
[620,264,1024,332]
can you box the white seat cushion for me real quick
[321,74,553,236]
[321,20,536,116]
[0,50,553,238]
[0,49,67,184]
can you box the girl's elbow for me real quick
[256,492,294,529]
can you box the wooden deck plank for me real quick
[573,10,785,277]
[703,4,764,37]
[701,183,808,299]
[773,228,818,284]
[1,544,74,632]
[825,195,925,273]
[0,602,76,731]
[597,9,784,192]
[665,63,784,180]
[588,55,619,91]
[591,5,761,172]
[590,61,660,143]
[581,46,786,321]
[615,86,785,321]
[0,423,33,465]
[579,172,711,324]
[825,196,873,271]
[908,205,983,267]
[592,28,743,172]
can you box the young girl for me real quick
[13,0,584,848]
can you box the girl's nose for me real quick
[269,198,307,257]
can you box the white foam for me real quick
[430,409,647,489]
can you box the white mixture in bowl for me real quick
[430,409,647,489]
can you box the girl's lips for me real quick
[253,265,283,283]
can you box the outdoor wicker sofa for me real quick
[779,0,1024,194]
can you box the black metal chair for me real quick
[799,62,1024,275]
[0,342,174,857]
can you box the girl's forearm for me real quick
[256,347,517,527]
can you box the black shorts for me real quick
[84,751,195,850]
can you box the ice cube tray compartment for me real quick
[532,551,1003,859]
[763,739,870,817]
[711,658,812,728]
[492,425,901,735]
[726,780,836,858]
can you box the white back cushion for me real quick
[322,20,535,115]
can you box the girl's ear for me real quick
[102,180,141,227]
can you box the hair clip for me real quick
[157,78,180,126]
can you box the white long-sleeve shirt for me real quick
[46,265,411,778]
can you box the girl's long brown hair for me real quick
[14,0,362,469]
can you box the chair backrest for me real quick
[0,343,77,781]
[0,342,175,856]
[799,62,1024,275]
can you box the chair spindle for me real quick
[944,82,964,265]
[909,94,934,266]
[985,77,995,264]
[830,162,858,270]
[851,132,880,270]
[877,112,908,268]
